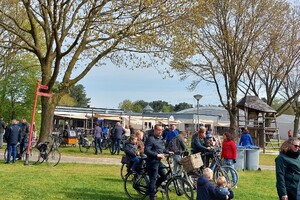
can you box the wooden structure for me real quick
[237,96,280,153]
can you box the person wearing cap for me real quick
[205,133,215,167]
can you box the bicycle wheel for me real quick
[216,166,239,188]
[46,149,61,167]
[21,147,41,165]
[79,139,90,153]
[101,139,108,150]
[214,166,238,188]
[165,176,194,200]
[121,163,130,181]
[124,172,149,200]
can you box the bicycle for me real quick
[120,154,147,181]
[124,154,194,200]
[209,147,239,188]
[78,134,93,153]
[33,136,61,167]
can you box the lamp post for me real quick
[194,94,203,131]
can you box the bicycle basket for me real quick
[180,152,203,173]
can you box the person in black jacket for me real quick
[5,119,21,164]
[275,138,300,200]
[124,135,140,174]
[191,126,211,167]
[144,124,172,200]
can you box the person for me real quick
[144,124,172,200]
[221,132,237,187]
[124,135,141,174]
[93,122,103,154]
[205,133,215,168]
[63,121,70,137]
[101,124,108,139]
[215,176,231,197]
[124,125,131,140]
[0,116,7,148]
[4,119,21,164]
[135,130,145,155]
[197,168,234,200]
[19,118,30,159]
[129,125,135,135]
[111,122,125,155]
[164,124,179,147]
[288,130,292,138]
[239,127,253,146]
[191,126,211,167]
[275,138,300,200]
[169,130,188,175]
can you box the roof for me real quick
[237,96,276,113]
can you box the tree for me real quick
[0,0,194,141]
[169,0,292,134]
[174,102,193,112]
[68,84,90,107]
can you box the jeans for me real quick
[173,154,181,175]
[94,137,102,154]
[19,136,28,157]
[223,158,237,185]
[146,159,167,200]
[7,143,18,163]
[131,156,141,172]
[112,138,121,154]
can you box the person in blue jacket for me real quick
[239,127,253,146]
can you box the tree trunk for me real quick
[39,97,56,142]
[293,112,300,137]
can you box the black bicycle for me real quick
[78,134,94,153]
[124,154,194,200]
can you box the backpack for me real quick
[167,136,180,153]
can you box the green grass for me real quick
[0,159,277,200]
[259,153,277,166]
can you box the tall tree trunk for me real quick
[39,97,56,142]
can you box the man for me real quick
[19,118,30,159]
[191,126,211,167]
[169,130,188,175]
[164,124,179,147]
[5,119,21,163]
[144,124,172,200]
[112,122,125,155]
[0,116,7,148]
[93,122,103,154]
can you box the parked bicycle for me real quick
[78,134,94,153]
[32,136,61,167]
[124,154,194,200]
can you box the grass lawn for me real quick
[0,160,277,200]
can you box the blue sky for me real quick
[78,63,222,109]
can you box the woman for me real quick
[239,127,253,146]
[134,130,145,155]
[275,138,300,200]
[221,132,237,186]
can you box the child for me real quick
[215,176,232,197]
[124,135,140,174]
[196,168,216,200]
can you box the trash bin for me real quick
[245,146,260,170]
[235,147,246,170]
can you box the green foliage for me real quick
[68,84,91,107]
[119,99,193,113]
[0,57,40,121]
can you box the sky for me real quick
[77,63,222,109]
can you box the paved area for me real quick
[0,151,275,170]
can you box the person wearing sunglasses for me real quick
[275,137,300,200]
